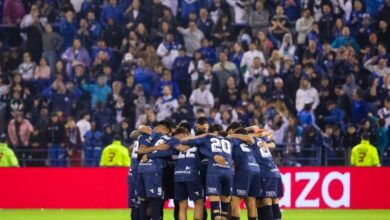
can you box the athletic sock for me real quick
[272,204,282,220]
[150,198,163,220]
[210,201,221,220]
[139,201,148,220]
[221,202,230,220]
[131,207,139,220]
[174,200,179,220]
[259,205,274,220]
[203,204,208,220]
[231,217,240,220]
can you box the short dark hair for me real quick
[173,127,189,136]
[234,128,248,135]
[196,117,209,125]
[209,124,223,133]
[361,132,370,140]
[226,122,242,134]
[155,120,171,130]
[177,122,191,133]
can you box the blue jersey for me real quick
[174,145,202,182]
[138,134,178,174]
[183,135,233,174]
[230,138,260,174]
[250,137,280,178]
[129,134,150,178]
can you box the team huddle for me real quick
[128,117,283,220]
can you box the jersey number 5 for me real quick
[211,138,232,154]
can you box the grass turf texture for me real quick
[1,209,390,220]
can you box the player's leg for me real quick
[257,198,273,220]
[175,182,188,220]
[247,172,261,220]
[272,198,282,220]
[245,197,257,220]
[257,178,277,220]
[220,173,233,220]
[200,164,208,220]
[137,173,148,220]
[273,177,283,220]
[188,181,205,220]
[145,173,164,220]
[230,196,241,220]
[207,173,222,220]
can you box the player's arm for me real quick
[259,140,276,149]
[227,134,255,144]
[138,143,169,155]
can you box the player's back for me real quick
[100,141,130,167]
[0,143,19,167]
[175,145,202,182]
[230,138,260,173]
[251,137,279,177]
[351,140,380,166]
[204,134,234,174]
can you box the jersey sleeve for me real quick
[371,147,380,166]
[147,138,178,159]
[181,137,203,147]
[8,149,19,167]
[139,135,151,147]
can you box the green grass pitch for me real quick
[1,209,390,220]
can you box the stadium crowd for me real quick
[0,0,390,167]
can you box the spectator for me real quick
[172,49,192,96]
[331,26,360,52]
[296,9,314,49]
[82,122,102,166]
[82,75,112,108]
[212,14,233,44]
[269,5,291,42]
[196,8,214,39]
[177,21,204,57]
[378,97,390,128]
[189,79,215,116]
[3,0,25,26]
[213,51,240,97]
[351,89,371,124]
[65,117,82,167]
[244,57,268,98]
[76,112,91,143]
[153,69,180,99]
[241,42,266,70]
[18,52,36,82]
[61,39,91,76]
[298,103,315,128]
[155,85,179,121]
[322,101,345,128]
[351,133,380,166]
[0,134,19,167]
[42,24,63,71]
[278,33,297,59]
[124,0,148,31]
[319,4,335,43]
[172,94,195,123]
[59,10,77,52]
[46,113,66,167]
[295,77,320,112]
[100,0,123,27]
[249,0,270,36]
[7,112,34,166]
[157,33,181,70]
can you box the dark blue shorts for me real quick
[206,172,233,196]
[163,165,175,199]
[128,175,138,208]
[136,172,163,198]
[233,171,262,198]
[260,177,278,198]
[174,181,204,201]
[277,177,284,198]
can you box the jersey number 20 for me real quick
[211,138,232,154]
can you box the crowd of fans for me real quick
[0,0,390,167]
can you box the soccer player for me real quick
[0,134,19,167]
[99,135,130,167]
[227,127,261,220]
[249,128,283,220]
[351,132,380,167]
[173,127,205,220]
[136,120,179,220]
[182,124,233,220]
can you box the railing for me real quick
[9,142,376,167]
